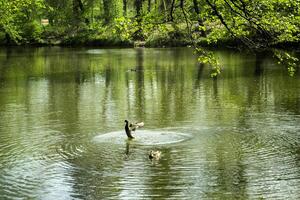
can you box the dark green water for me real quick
[0,47,299,199]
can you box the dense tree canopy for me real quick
[0,0,45,43]
[0,0,299,48]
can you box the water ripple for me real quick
[93,130,192,146]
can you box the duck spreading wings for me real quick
[124,120,144,139]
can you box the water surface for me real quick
[0,47,299,199]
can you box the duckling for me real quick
[149,150,161,160]
[124,120,144,139]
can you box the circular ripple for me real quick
[56,142,86,159]
[93,130,192,145]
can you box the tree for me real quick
[73,0,85,25]
[0,0,45,44]
[102,0,123,23]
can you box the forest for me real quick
[0,0,299,49]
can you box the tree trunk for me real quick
[73,0,89,24]
[170,0,176,21]
[192,0,205,36]
[102,0,110,23]
[148,0,151,12]
[135,0,143,17]
[123,0,127,16]
[134,0,143,40]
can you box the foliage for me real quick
[273,50,299,77]
[0,0,46,43]
[112,17,138,41]
[196,47,221,77]
[22,21,44,42]
[0,0,299,47]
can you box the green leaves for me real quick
[273,50,299,77]
[112,17,138,41]
[0,0,299,50]
[0,0,46,43]
[196,47,221,78]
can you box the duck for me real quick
[149,150,161,160]
[124,120,144,139]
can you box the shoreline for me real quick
[1,37,299,51]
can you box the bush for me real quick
[112,17,138,41]
[145,24,190,47]
[21,21,43,43]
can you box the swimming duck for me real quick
[149,150,161,160]
[124,120,144,139]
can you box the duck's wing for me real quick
[135,122,144,127]
[156,151,162,157]
[129,122,144,131]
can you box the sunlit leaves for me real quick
[112,17,138,41]
[273,50,299,77]
[196,47,221,77]
[203,0,300,48]
[0,0,45,43]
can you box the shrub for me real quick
[21,20,43,43]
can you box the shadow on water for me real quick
[134,48,145,119]
[194,63,205,89]
[254,52,265,77]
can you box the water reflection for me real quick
[0,47,299,199]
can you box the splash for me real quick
[93,130,192,146]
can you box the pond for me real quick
[0,47,299,199]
